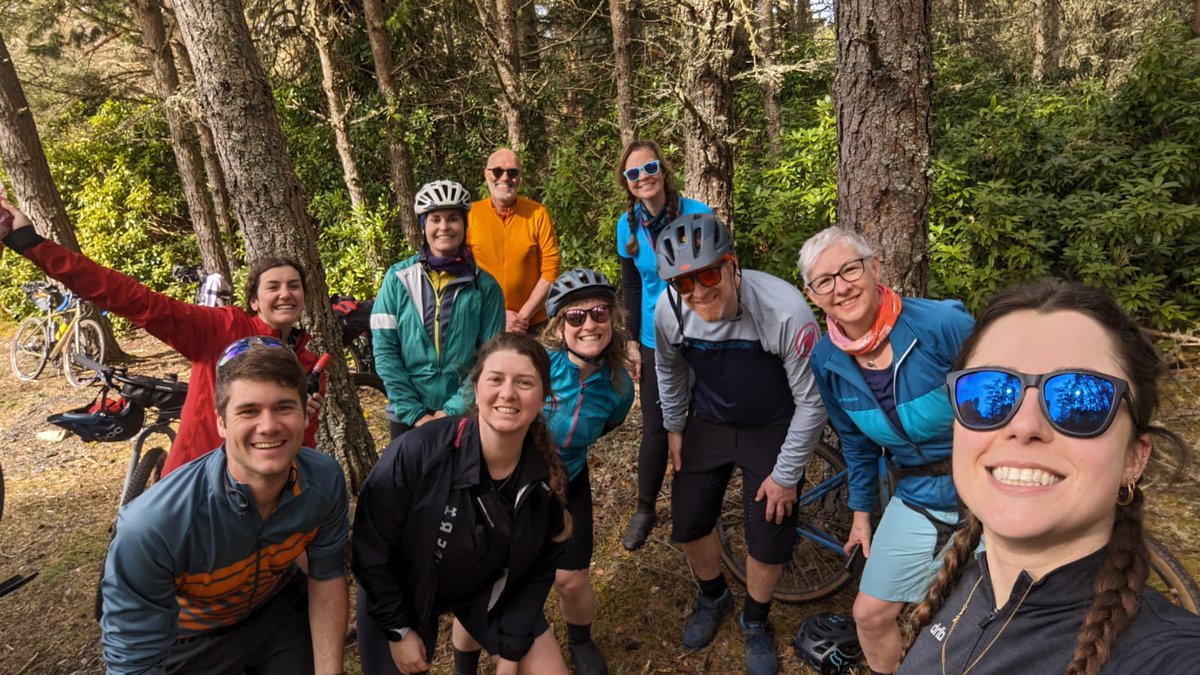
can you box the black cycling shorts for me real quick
[670,416,798,565]
[557,465,594,571]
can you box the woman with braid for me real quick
[899,281,1200,675]
[613,140,712,550]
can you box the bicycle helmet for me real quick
[793,613,863,675]
[47,395,145,443]
[545,268,617,319]
[654,213,734,281]
[414,180,472,216]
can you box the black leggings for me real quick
[636,344,669,511]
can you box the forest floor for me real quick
[0,329,1197,674]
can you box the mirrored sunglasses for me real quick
[562,304,611,327]
[946,367,1132,438]
[488,167,520,180]
[217,336,290,369]
[670,264,724,294]
[622,159,661,183]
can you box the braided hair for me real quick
[902,281,1192,673]
[615,139,681,257]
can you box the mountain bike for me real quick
[716,434,1200,613]
[10,281,107,387]
[353,371,389,454]
[332,294,375,374]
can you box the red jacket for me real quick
[7,230,322,475]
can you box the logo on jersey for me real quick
[794,322,818,358]
[929,622,947,642]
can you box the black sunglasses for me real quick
[946,367,1133,438]
[562,304,611,327]
[488,167,520,180]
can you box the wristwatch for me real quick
[385,627,411,642]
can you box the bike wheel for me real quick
[10,317,50,381]
[717,441,855,604]
[63,319,107,387]
[122,447,167,506]
[353,373,390,454]
[1146,535,1200,615]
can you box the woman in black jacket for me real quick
[353,332,572,675]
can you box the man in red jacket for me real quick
[0,197,324,475]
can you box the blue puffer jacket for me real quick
[543,349,634,480]
[809,297,974,513]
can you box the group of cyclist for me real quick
[1,131,1198,675]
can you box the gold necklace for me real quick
[940,573,1036,675]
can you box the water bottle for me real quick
[307,353,331,395]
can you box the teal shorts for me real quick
[858,494,957,604]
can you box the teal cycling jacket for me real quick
[543,349,634,480]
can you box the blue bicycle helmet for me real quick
[48,395,145,443]
[794,613,863,675]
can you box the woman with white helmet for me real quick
[370,180,506,440]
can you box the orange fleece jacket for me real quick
[466,195,560,324]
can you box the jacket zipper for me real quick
[560,370,587,450]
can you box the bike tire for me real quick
[353,372,390,454]
[1146,534,1200,615]
[10,317,50,381]
[122,447,167,506]
[717,441,855,604]
[63,319,107,387]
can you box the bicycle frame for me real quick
[794,455,892,558]
[118,418,177,506]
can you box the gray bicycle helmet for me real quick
[793,613,862,675]
[414,180,472,216]
[545,268,617,319]
[654,213,734,281]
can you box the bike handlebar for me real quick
[72,351,108,376]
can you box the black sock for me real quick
[567,622,592,645]
[743,595,770,624]
[697,573,727,599]
[452,647,481,675]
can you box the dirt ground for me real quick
[0,329,1197,674]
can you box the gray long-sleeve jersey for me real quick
[654,269,827,488]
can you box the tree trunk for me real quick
[305,4,367,218]
[474,0,527,152]
[680,0,735,225]
[608,0,636,147]
[754,0,784,161]
[834,0,933,295]
[1032,0,1060,82]
[131,0,231,282]
[792,0,812,36]
[938,0,961,45]
[170,0,377,490]
[0,33,125,358]
[362,0,422,253]
[1193,0,1200,37]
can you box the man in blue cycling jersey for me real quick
[653,214,827,675]
[99,339,349,674]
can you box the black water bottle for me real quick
[307,353,331,395]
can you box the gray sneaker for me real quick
[740,615,779,675]
[681,589,733,649]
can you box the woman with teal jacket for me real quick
[371,180,506,439]
[540,269,634,675]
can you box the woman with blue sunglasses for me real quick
[900,281,1200,674]
[613,140,713,551]
[799,227,975,675]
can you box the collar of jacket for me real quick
[450,417,551,494]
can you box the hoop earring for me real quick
[1116,479,1136,507]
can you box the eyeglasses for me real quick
[946,367,1133,438]
[217,336,289,369]
[622,159,661,183]
[670,264,725,294]
[807,257,869,295]
[562,304,611,327]
[488,167,520,180]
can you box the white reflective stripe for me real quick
[370,314,397,330]
[487,569,509,611]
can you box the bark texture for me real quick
[132,0,231,282]
[1193,0,1200,37]
[170,0,376,489]
[306,3,367,216]
[753,0,784,160]
[474,0,527,152]
[680,0,736,225]
[608,0,636,147]
[1032,0,1061,81]
[362,0,421,252]
[834,0,933,295]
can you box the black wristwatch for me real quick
[386,627,411,642]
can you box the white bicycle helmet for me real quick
[414,180,472,216]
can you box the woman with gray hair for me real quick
[798,226,974,675]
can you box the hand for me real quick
[844,511,873,558]
[625,341,641,381]
[0,195,33,237]
[494,658,519,675]
[505,310,529,333]
[305,392,323,420]
[431,410,447,421]
[755,475,798,524]
[667,430,683,471]
[413,413,434,427]
[389,631,429,674]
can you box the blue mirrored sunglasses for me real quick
[217,336,289,369]
[622,159,661,183]
[946,367,1132,439]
